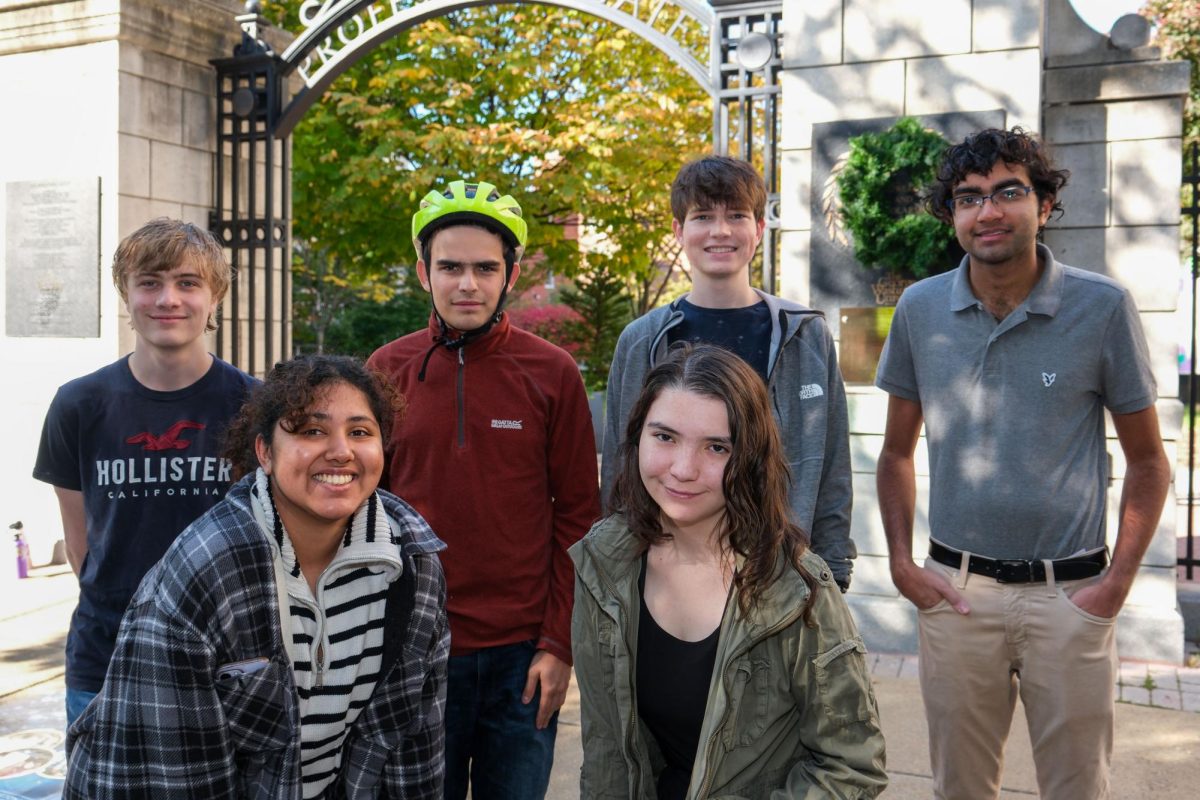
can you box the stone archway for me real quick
[209,0,784,373]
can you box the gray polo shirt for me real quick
[875,244,1156,560]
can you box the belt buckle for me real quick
[995,559,1034,583]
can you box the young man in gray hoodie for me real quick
[601,155,856,589]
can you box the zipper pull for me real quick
[458,348,465,366]
[315,642,325,687]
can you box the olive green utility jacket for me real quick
[569,515,887,799]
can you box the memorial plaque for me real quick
[6,178,101,337]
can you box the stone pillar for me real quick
[1041,5,1191,663]
[0,0,277,561]
[777,0,1044,655]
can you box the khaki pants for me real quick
[917,555,1117,800]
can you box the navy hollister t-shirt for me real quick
[33,355,257,692]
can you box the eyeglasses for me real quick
[946,185,1035,213]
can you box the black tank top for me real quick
[636,554,720,800]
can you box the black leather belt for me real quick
[929,541,1106,584]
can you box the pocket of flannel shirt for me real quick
[216,656,293,753]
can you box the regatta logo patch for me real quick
[491,419,524,430]
[1042,372,1056,387]
[799,384,824,400]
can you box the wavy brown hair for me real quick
[112,218,231,332]
[222,355,405,481]
[610,343,817,620]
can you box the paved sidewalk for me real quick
[2,566,1198,797]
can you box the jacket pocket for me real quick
[216,655,292,787]
[811,636,874,726]
[722,655,772,748]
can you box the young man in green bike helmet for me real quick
[368,180,601,799]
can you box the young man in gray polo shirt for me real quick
[875,128,1170,799]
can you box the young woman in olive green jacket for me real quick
[571,344,887,799]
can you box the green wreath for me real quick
[837,117,955,280]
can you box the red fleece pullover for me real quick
[368,314,600,664]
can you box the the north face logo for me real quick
[799,384,824,400]
[125,420,205,451]
[491,419,523,430]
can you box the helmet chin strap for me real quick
[417,279,511,382]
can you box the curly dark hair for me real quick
[222,355,405,481]
[610,343,817,620]
[926,127,1070,226]
[670,155,768,223]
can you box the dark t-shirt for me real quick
[636,556,720,800]
[33,355,257,691]
[668,297,772,382]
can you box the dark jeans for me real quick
[444,640,558,800]
[65,687,98,728]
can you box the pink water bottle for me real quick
[11,521,31,579]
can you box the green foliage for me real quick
[560,266,633,391]
[1143,0,1200,144]
[316,290,431,358]
[837,118,956,279]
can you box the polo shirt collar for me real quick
[947,242,1063,317]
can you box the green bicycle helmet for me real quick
[411,180,527,257]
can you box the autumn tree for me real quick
[265,1,710,354]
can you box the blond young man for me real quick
[34,218,257,725]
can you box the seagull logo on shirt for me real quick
[1042,373,1056,387]
[125,420,206,451]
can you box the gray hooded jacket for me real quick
[601,290,856,587]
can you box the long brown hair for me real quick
[610,343,817,618]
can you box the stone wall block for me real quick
[119,44,212,95]
[119,133,150,197]
[781,0,842,69]
[1041,226,1103,271]
[119,72,182,144]
[852,472,931,556]
[846,554,900,598]
[905,50,1040,125]
[1124,566,1179,609]
[1111,138,1183,227]
[1045,61,1191,105]
[780,62,905,149]
[1053,142,1109,228]
[780,149,812,231]
[848,389,891,435]
[183,88,215,151]
[1139,311,1183,395]
[119,194,183,239]
[1045,98,1185,144]
[852,432,931,476]
[1107,482,1176,567]
[972,0,1041,51]
[777,229,811,305]
[150,141,212,206]
[1104,225,1184,312]
[844,0,970,62]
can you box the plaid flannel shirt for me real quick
[65,475,449,799]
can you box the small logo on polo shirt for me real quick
[1042,372,1056,387]
[799,384,824,399]
[491,419,523,430]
